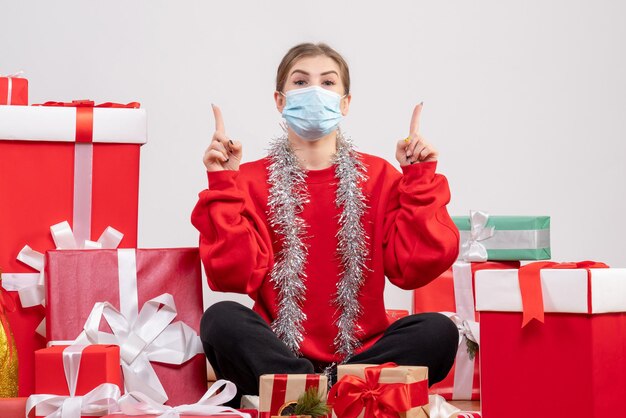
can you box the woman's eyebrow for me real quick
[290,69,310,76]
[290,69,339,77]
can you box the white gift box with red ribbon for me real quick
[474,264,626,418]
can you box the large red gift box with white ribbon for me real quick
[0,101,146,396]
[412,260,519,400]
[45,247,207,406]
[475,262,626,418]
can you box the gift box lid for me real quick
[0,104,146,144]
[475,267,626,314]
[337,363,428,383]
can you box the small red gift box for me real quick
[259,374,327,418]
[35,345,122,395]
[0,74,28,105]
[0,101,146,396]
[475,262,626,418]
[30,344,122,418]
[385,309,409,324]
[45,247,207,406]
[413,260,519,401]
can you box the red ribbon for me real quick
[327,362,428,418]
[36,100,141,108]
[33,100,141,143]
[519,261,609,327]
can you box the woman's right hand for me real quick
[203,104,243,172]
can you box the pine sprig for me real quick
[466,338,479,361]
[291,387,330,417]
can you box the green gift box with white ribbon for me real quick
[453,211,550,261]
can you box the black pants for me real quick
[201,301,458,399]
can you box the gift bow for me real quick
[117,380,251,418]
[1,70,24,78]
[73,293,204,404]
[26,345,121,418]
[519,261,610,327]
[447,314,479,347]
[327,362,428,418]
[1,221,123,336]
[459,210,495,262]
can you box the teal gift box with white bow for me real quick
[452,211,551,261]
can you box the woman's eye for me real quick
[293,80,307,86]
[322,80,336,86]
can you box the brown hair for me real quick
[276,43,350,95]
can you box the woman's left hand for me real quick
[395,103,438,166]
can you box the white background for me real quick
[3,1,625,312]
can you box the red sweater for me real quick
[191,153,459,364]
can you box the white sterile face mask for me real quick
[281,86,345,141]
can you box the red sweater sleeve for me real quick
[382,161,459,289]
[190,170,273,296]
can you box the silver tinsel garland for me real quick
[267,131,369,361]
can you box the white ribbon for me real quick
[427,394,461,418]
[0,221,123,336]
[26,345,121,418]
[116,380,251,418]
[440,261,481,400]
[27,383,121,418]
[459,210,494,262]
[73,288,204,404]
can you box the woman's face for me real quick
[275,54,352,116]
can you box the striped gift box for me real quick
[453,212,550,261]
[259,374,326,418]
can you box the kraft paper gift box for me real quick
[474,262,626,418]
[453,211,550,261]
[329,363,429,418]
[45,247,207,406]
[29,345,122,418]
[413,260,519,401]
[0,100,146,396]
[259,374,327,418]
[0,74,28,105]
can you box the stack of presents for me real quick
[1,73,625,418]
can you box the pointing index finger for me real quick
[409,102,423,135]
[212,103,226,134]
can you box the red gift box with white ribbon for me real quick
[0,72,28,105]
[0,100,146,396]
[475,261,626,418]
[28,344,122,418]
[44,247,207,407]
[413,260,519,401]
